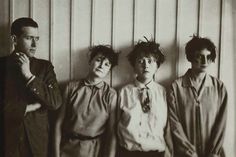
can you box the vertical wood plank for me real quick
[29,0,34,18]
[53,0,71,82]
[177,0,198,76]
[72,0,91,79]
[90,0,95,46]
[154,0,159,42]
[201,0,221,77]
[13,0,30,19]
[0,0,10,56]
[49,0,54,63]
[197,0,203,36]
[111,0,116,86]
[135,0,155,41]
[218,0,225,79]
[157,0,177,85]
[132,0,137,46]
[92,0,112,84]
[34,0,50,60]
[69,0,75,80]
[175,0,181,77]
[112,0,134,87]
[9,0,14,23]
[93,0,112,45]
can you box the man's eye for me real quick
[35,37,39,41]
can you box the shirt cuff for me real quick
[26,75,36,86]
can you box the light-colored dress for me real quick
[167,69,228,157]
[60,80,117,157]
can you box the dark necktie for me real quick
[140,87,151,113]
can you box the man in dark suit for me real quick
[0,17,62,157]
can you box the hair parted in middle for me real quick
[89,45,119,69]
[127,37,165,68]
[185,35,216,62]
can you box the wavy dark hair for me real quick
[127,37,165,68]
[89,45,119,69]
[185,35,216,62]
[11,17,38,37]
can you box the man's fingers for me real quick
[16,52,29,62]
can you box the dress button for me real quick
[33,88,36,91]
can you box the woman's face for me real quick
[134,55,158,83]
[191,48,212,73]
[89,54,111,79]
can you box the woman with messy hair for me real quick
[116,38,173,157]
[53,45,118,157]
[167,36,228,157]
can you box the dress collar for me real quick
[134,78,155,90]
[82,79,105,89]
[182,69,213,88]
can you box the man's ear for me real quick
[11,35,17,45]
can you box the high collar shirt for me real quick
[117,79,167,152]
[62,79,117,137]
[167,69,228,157]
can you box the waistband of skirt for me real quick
[66,133,102,141]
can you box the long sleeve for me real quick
[53,85,69,157]
[103,90,117,157]
[27,61,62,110]
[206,84,228,157]
[163,118,174,157]
[167,85,198,157]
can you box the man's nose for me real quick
[31,38,37,47]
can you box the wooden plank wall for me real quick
[0,0,235,155]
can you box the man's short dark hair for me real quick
[89,45,119,69]
[185,35,216,62]
[127,38,165,68]
[11,17,38,36]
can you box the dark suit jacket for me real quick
[0,53,62,157]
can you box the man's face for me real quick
[14,26,39,58]
[191,48,212,73]
[134,55,158,82]
[89,54,111,79]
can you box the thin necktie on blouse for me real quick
[140,87,151,113]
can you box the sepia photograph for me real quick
[0,0,235,157]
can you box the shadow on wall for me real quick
[72,47,90,80]
[156,42,181,88]
[113,44,135,90]
[0,24,11,57]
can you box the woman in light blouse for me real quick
[116,38,172,157]
[53,45,118,157]
[167,36,228,157]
